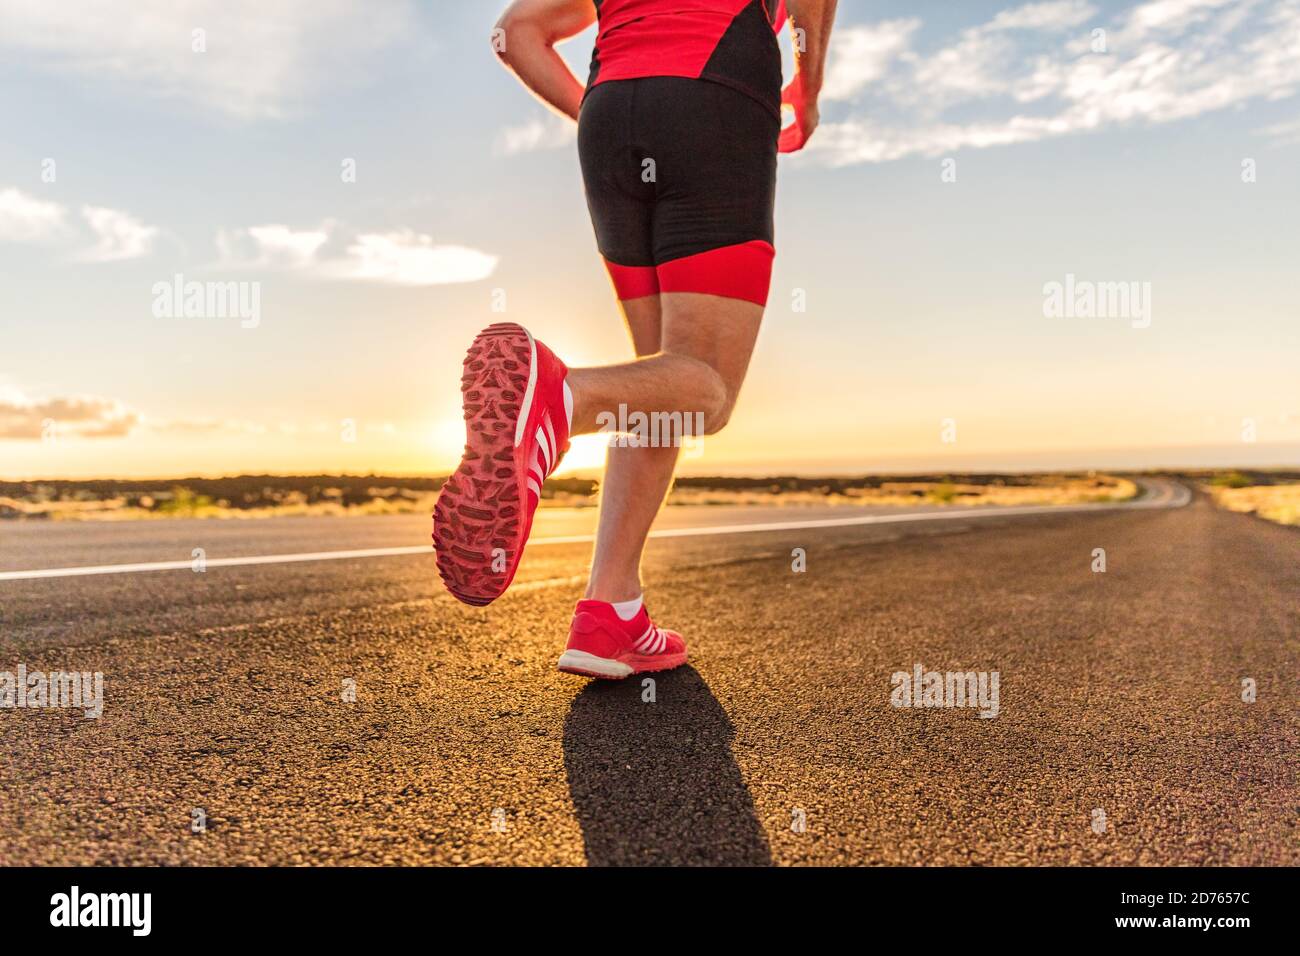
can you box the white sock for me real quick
[562,380,574,432]
[609,594,644,621]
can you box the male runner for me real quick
[434,0,837,679]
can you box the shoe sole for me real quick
[433,322,536,606]
[556,649,689,680]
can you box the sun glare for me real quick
[553,433,609,477]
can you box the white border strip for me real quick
[0,483,1187,583]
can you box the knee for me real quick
[668,353,731,436]
[700,370,734,436]
[702,408,732,436]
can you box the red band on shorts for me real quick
[604,260,660,300]
[656,241,775,306]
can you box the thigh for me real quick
[660,292,764,401]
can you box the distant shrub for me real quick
[928,482,958,504]
[155,487,215,515]
[1210,472,1252,489]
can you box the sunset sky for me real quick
[2,0,1298,479]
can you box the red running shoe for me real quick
[434,322,569,606]
[557,600,688,679]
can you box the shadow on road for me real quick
[562,665,771,866]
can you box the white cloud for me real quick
[0,0,418,120]
[0,188,158,260]
[494,115,578,155]
[335,233,499,286]
[1118,0,1237,39]
[822,20,921,102]
[0,392,139,440]
[247,225,328,265]
[0,389,271,441]
[808,0,1300,166]
[79,206,159,261]
[905,28,1018,109]
[988,1,1098,32]
[0,188,67,242]
[216,224,331,268]
[215,222,497,286]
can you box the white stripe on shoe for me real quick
[631,624,668,655]
[526,414,560,506]
[633,623,656,653]
[542,415,557,471]
[527,441,546,500]
[536,424,552,474]
[514,328,538,448]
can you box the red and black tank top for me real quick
[586,0,785,117]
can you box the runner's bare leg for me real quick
[580,292,764,601]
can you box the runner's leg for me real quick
[583,292,763,601]
[565,352,725,436]
[583,294,678,603]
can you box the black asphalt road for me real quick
[0,482,1295,865]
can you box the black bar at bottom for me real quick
[0,865,1284,942]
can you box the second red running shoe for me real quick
[434,322,570,606]
[557,600,688,679]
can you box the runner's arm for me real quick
[785,0,839,143]
[786,0,837,95]
[492,0,597,122]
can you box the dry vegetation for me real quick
[667,475,1136,508]
[1204,474,1300,527]
[0,472,1136,521]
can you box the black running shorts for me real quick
[577,76,780,305]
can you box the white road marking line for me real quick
[0,546,431,580]
[0,483,1187,583]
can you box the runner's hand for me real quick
[778,73,819,153]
